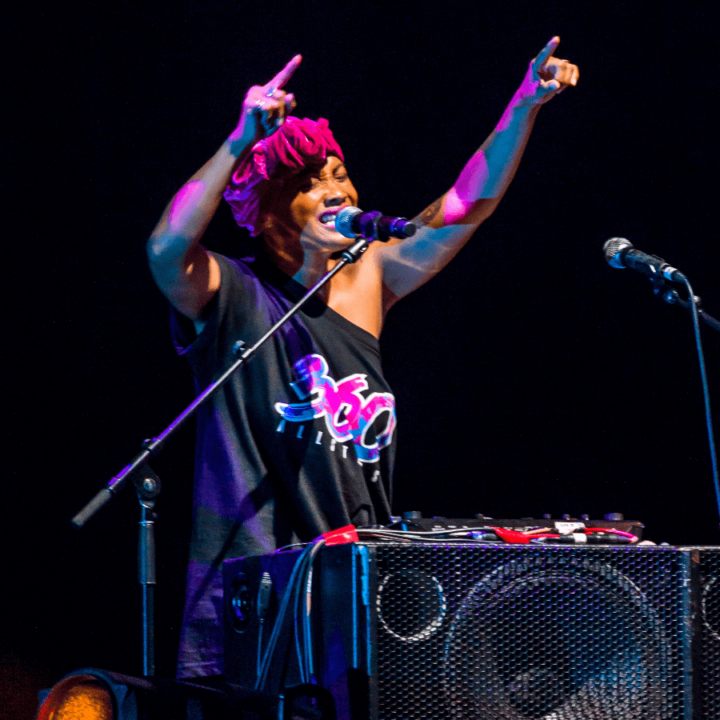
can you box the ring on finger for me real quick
[265,86,277,98]
[256,99,266,110]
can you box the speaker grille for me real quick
[373,544,690,720]
[700,549,720,719]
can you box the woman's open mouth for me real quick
[318,208,343,227]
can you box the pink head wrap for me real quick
[224,117,344,236]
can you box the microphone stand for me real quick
[72,235,373,676]
[649,274,720,530]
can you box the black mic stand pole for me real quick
[71,235,372,676]
[649,274,720,530]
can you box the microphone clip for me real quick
[659,285,702,310]
[645,270,701,308]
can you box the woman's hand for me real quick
[230,55,302,149]
[515,37,579,107]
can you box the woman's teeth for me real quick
[319,212,336,225]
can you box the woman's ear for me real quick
[258,212,272,234]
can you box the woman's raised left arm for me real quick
[378,37,578,303]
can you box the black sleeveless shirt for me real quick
[172,253,396,677]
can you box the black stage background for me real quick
[5,0,720,715]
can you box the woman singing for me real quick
[147,38,578,678]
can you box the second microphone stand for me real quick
[649,272,720,530]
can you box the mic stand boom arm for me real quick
[71,235,371,677]
[72,236,371,528]
[658,284,720,334]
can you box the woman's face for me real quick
[266,155,359,252]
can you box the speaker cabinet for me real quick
[224,544,720,720]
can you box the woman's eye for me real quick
[297,178,318,192]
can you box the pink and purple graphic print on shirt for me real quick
[274,354,396,464]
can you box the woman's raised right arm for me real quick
[147,55,301,320]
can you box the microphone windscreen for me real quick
[336,206,362,239]
[603,237,632,268]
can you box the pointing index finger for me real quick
[267,54,303,91]
[532,37,560,72]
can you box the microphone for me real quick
[603,237,687,283]
[336,207,416,241]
